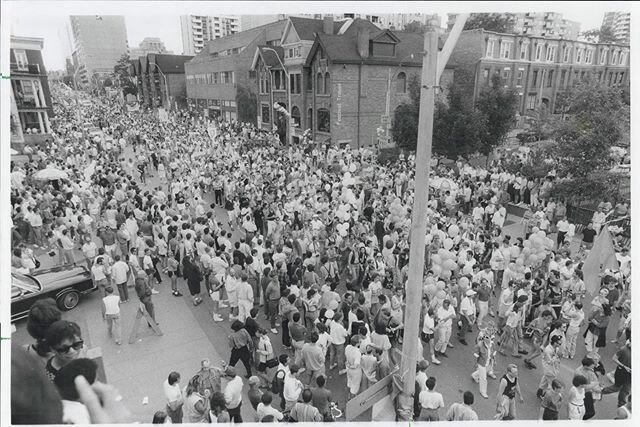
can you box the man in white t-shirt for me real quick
[101,287,122,345]
[435,299,456,358]
[163,371,184,423]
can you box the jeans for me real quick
[435,324,452,353]
[105,314,122,343]
[166,404,183,423]
[116,282,128,302]
[282,319,290,347]
[230,345,252,376]
[458,316,471,341]
[602,367,631,407]
[228,403,243,423]
[329,343,345,369]
[268,300,279,328]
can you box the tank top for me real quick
[502,375,517,397]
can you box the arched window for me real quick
[317,108,330,133]
[291,106,301,128]
[316,72,323,94]
[324,72,330,94]
[307,108,313,130]
[396,72,407,93]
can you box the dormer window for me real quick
[369,40,395,57]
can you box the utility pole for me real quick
[395,14,467,421]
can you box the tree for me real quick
[476,74,519,155]
[391,74,420,150]
[463,13,515,33]
[580,25,618,43]
[403,20,427,34]
[114,53,137,96]
[235,84,257,125]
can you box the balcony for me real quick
[15,97,45,109]
[10,63,41,74]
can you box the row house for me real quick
[184,19,287,122]
[9,36,54,147]
[130,54,193,110]
[448,29,630,115]
[251,16,349,143]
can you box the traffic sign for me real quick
[381,115,389,125]
[346,366,398,420]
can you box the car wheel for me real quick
[57,291,80,311]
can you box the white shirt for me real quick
[329,320,348,345]
[257,403,284,421]
[92,265,107,281]
[163,379,183,404]
[224,376,243,409]
[419,390,445,410]
[436,306,455,326]
[422,314,435,334]
[459,297,474,316]
[283,374,303,402]
[111,261,130,284]
[102,295,120,315]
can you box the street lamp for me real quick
[148,62,170,111]
[262,47,293,145]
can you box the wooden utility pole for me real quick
[395,14,468,420]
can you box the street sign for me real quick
[346,366,398,420]
[381,115,389,125]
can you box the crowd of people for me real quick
[11,83,631,423]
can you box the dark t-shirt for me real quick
[311,387,332,415]
[582,228,597,243]
[244,317,259,338]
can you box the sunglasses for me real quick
[54,340,84,354]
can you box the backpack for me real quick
[271,369,286,394]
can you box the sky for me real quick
[4,1,634,71]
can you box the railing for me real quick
[10,63,41,74]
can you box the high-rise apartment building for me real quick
[602,12,630,44]
[180,15,240,55]
[130,37,172,59]
[240,15,286,31]
[448,12,581,40]
[70,15,129,86]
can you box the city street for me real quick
[11,148,623,422]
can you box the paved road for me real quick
[11,144,624,421]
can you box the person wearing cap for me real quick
[223,366,244,422]
[458,289,476,345]
[471,331,497,399]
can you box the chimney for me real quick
[323,16,334,35]
[357,28,370,58]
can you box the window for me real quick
[500,41,512,59]
[13,49,28,70]
[599,49,607,65]
[560,70,567,87]
[261,103,270,124]
[562,46,571,63]
[596,71,603,82]
[248,70,257,79]
[485,39,496,58]
[273,70,286,90]
[545,46,556,62]
[619,51,627,66]
[520,43,529,60]
[546,70,554,87]
[516,69,524,86]
[526,94,536,110]
[502,67,511,82]
[324,72,330,95]
[307,108,313,130]
[291,106,301,127]
[618,72,625,84]
[535,44,543,61]
[259,70,270,94]
[213,72,219,84]
[608,72,614,86]
[585,49,593,64]
[611,50,619,65]
[371,42,395,57]
[316,72,323,94]
[580,71,586,81]
[317,108,330,132]
[532,70,538,87]
[575,48,583,63]
[306,69,313,91]
[483,68,490,85]
[396,72,407,93]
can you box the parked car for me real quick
[11,265,96,322]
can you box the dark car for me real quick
[11,265,97,322]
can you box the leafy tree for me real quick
[476,74,519,155]
[235,84,257,125]
[463,13,515,33]
[403,20,426,34]
[114,53,137,96]
[580,25,618,43]
[391,103,419,150]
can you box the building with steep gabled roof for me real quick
[130,53,194,109]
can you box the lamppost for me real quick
[262,47,293,145]
[148,62,170,110]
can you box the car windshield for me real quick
[12,273,40,293]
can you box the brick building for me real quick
[448,29,630,116]
[9,36,54,147]
[251,16,350,143]
[130,53,194,110]
[303,18,452,148]
[185,19,287,121]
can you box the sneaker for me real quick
[518,349,529,355]
[209,289,213,294]
[438,352,448,358]
[116,341,122,345]
[151,289,159,294]
[338,369,347,375]
[219,302,229,308]
[299,368,306,374]
[431,357,441,365]
[447,343,454,349]
[488,372,497,379]
[480,393,489,399]
[175,291,183,297]
[459,339,468,345]
[214,315,224,322]
[524,360,537,369]
[330,363,338,370]
[271,328,278,334]
[471,375,479,383]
